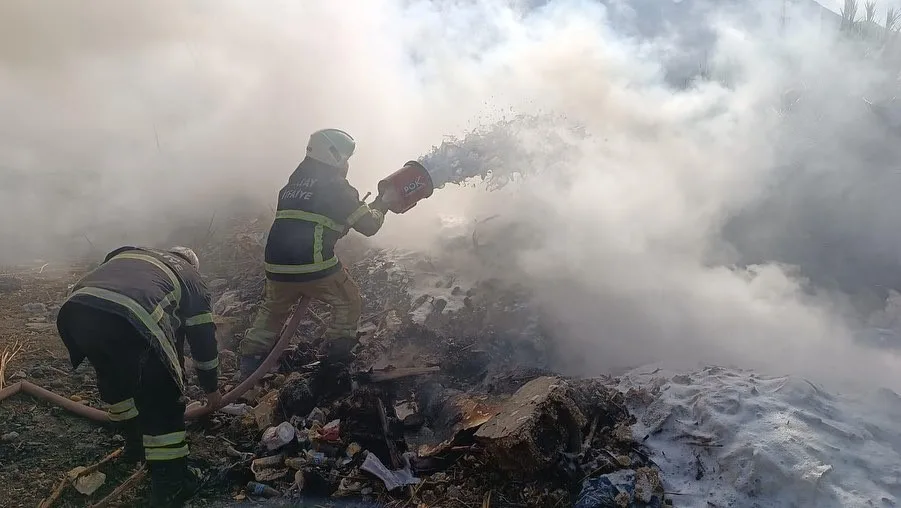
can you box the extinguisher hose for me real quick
[184,298,309,418]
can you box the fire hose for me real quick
[0,298,310,422]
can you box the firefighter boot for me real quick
[149,457,199,507]
[318,335,358,365]
[116,419,144,463]
[236,354,265,381]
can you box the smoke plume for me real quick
[3,0,901,390]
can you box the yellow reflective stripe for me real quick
[265,257,339,274]
[107,398,136,413]
[149,291,178,322]
[194,356,219,370]
[275,209,343,231]
[346,204,371,226]
[70,287,182,387]
[107,398,139,421]
[144,431,189,461]
[108,407,139,421]
[185,312,214,326]
[145,445,189,461]
[111,252,182,305]
[143,431,186,447]
[313,224,324,263]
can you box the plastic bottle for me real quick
[246,481,282,498]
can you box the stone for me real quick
[1,432,20,443]
[72,469,106,495]
[21,302,47,314]
[208,278,229,292]
[213,290,242,316]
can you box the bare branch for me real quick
[842,0,860,32]
[865,0,878,24]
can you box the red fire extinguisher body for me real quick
[377,161,435,214]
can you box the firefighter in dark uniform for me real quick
[56,246,221,507]
[238,128,390,377]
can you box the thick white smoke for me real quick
[3,0,901,390]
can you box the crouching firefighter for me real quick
[55,246,221,507]
[238,128,389,378]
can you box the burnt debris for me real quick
[182,226,668,507]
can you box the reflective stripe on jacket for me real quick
[264,157,384,282]
[60,246,219,393]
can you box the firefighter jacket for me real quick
[264,157,385,282]
[60,246,219,394]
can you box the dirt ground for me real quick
[0,264,353,508]
[0,265,231,508]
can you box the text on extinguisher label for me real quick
[402,176,425,196]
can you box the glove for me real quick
[370,196,390,214]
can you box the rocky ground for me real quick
[0,226,671,508]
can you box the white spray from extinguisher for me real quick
[417,113,587,190]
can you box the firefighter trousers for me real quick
[240,268,362,356]
[56,302,188,463]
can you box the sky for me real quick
[3,0,901,392]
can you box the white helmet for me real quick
[306,128,356,168]
[168,246,200,270]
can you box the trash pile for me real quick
[181,222,671,507]
[189,355,670,507]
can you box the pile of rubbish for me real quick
[183,232,671,507]
[194,368,667,507]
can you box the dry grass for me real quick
[0,339,25,390]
